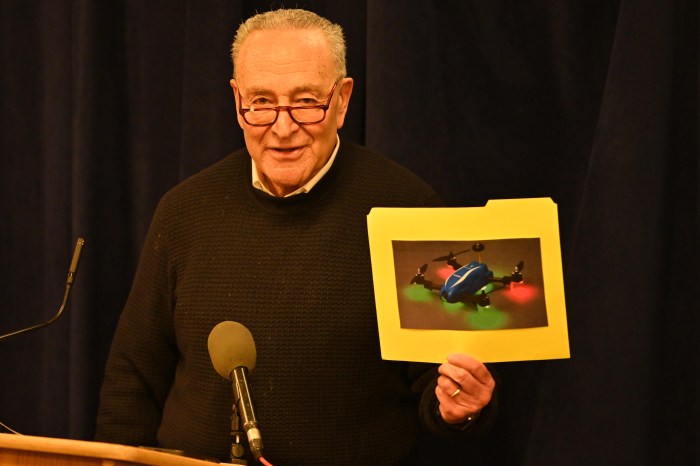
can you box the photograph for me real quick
[392,238,547,331]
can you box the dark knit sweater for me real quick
[95,140,485,464]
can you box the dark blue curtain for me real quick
[1,1,697,464]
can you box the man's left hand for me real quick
[436,353,495,424]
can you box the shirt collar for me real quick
[252,135,340,197]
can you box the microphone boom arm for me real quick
[0,237,84,341]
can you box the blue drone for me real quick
[410,243,524,308]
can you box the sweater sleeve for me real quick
[95,197,179,446]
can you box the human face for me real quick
[231,28,353,197]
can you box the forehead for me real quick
[235,28,335,92]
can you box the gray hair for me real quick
[231,9,347,79]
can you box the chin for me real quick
[267,174,306,193]
[269,166,309,181]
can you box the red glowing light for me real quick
[502,282,538,303]
[436,265,455,280]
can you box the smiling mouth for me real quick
[269,146,305,158]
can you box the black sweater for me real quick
[95,140,486,464]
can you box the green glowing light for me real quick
[403,286,434,302]
[467,308,508,330]
[440,300,467,314]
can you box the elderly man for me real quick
[96,9,495,464]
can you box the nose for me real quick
[271,108,299,138]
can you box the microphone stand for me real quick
[0,238,84,341]
[0,237,84,436]
[229,407,248,465]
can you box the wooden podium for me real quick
[0,433,218,465]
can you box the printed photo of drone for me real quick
[392,238,547,331]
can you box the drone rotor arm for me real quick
[423,280,443,291]
[446,258,462,270]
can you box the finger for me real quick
[445,353,494,385]
[435,386,461,423]
[435,384,462,410]
[436,371,463,392]
[438,362,477,389]
[437,374,491,411]
[434,384,480,424]
[436,375,462,399]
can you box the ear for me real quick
[230,79,245,129]
[333,77,354,130]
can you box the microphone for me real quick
[208,321,264,460]
[0,237,85,342]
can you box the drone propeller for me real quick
[472,243,485,252]
[471,243,486,263]
[433,249,469,262]
[433,243,486,262]
[410,264,429,284]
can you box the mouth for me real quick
[267,146,306,159]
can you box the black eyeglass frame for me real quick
[236,79,342,127]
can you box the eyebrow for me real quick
[241,83,326,97]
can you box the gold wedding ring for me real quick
[450,388,461,398]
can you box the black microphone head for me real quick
[208,321,257,380]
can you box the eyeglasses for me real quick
[237,79,341,127]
